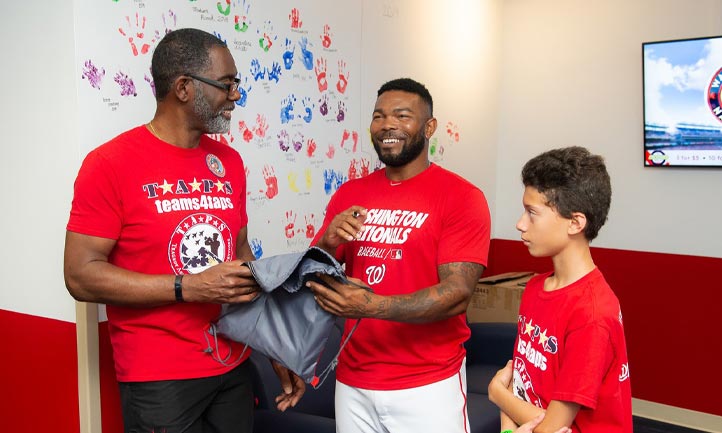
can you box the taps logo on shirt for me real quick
[168,213,234,274]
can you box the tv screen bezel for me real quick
[642,34,722,168]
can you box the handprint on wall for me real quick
[289,8,303,29]
[446,121,460,142]
[217,0,231,16]
[336,60,349,94]
[253,114,268,137]
[250,238,263,259]
[282,38,295,70]
[261,165,279,199]
[304,213,317,239]
[318,93,329,116]
[277,129,290,152]
[233,0,251,32]
[320,24,333,49]
[118,12,153,56]
[81,60,105,90]
[284,210,297,239]
[114,71,137,97]
[301,97,314,123]
[238,120,254,142]
[257,20,277,52]
[267,62,282,83]
[314,57,328,92]
[292,131,304,152]
[234,74,252,107]
[297,37,314,70]
[280,94,296,124]
[306,138,317,157]
[336,100,346,122]
[250,59,266,81]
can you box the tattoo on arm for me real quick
[374,262,485,322]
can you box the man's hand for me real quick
[182,260,260,304]
[316,206,366,253]
[270,360,306,411]
[307,274,373,319]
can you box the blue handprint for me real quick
[234,74,252,107]
[267,62,282,83]
[323,169,335,195]
[297,37,314,71]
[333,170,347,190]
[282,38,295,70]
[301,96,314,123]
[250,59,266,81]
[280,94,296,124]
[250,238,263,259]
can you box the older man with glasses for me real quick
[64,28,305,433]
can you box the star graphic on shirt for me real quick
[215,179,225,192]
[160,179,174,194]
[524,319,535,336]
[538,329,549,346]
[189,178,202,192]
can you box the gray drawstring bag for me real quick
[207,246,362,388]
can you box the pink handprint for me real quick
[262,165,279,199]
[336,60,349,94]
[238,120,254,142]
[320,24,333,49]
[351,130,359,152]
[284,210,297,239]
[340,129,351,149]
[326,143,335,159]
[118,13,152,56]
[253,114,268,137]
[289,8,303,29]
[314,57,328,92]
[304,214,316,239]
[306,138,317,157]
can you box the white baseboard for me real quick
[633,398,722,432]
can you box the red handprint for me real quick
[261,165,279,199]
[446,121,460,142]
[289,8,303,29]
[348,159,359,180]
[314,57,328,92]
[360,158,371,177]
[118,13,152,56]
[253,114,268,138]
[306,138,317,157]
[304,214,316,239]
[238,120,254,142]
[320,24,332,48]
[336,60,349,94]
[326,143,335,159]
[284,210,297,239]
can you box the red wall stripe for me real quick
[0,309,80,433]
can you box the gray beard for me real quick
[194,84,231,134]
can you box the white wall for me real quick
[0,1,79,322]
[495,0,722,258]
[361,0,503,219]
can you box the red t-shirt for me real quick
[313,164,491,390]
[67,126,250,382]
[512,268,633,433]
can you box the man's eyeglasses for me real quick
[186,73,240,96]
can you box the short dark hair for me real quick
[521,146,611,241]
[151,28,228,101]
[377,78,433,116]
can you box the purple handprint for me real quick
[336,100,346,122]
[292,131,304,152]
[81,60,105,90]
[319,94,329,116]
[114,71,137,97]
[277,129,290,152]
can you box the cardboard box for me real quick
[466,271,536,323]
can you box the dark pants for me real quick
[119,362,254,433]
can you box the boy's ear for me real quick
[568,212,587,236]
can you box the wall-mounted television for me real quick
[643,35,722,167]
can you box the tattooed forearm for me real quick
[373,262,486,323]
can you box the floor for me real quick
[633,416,711,433]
